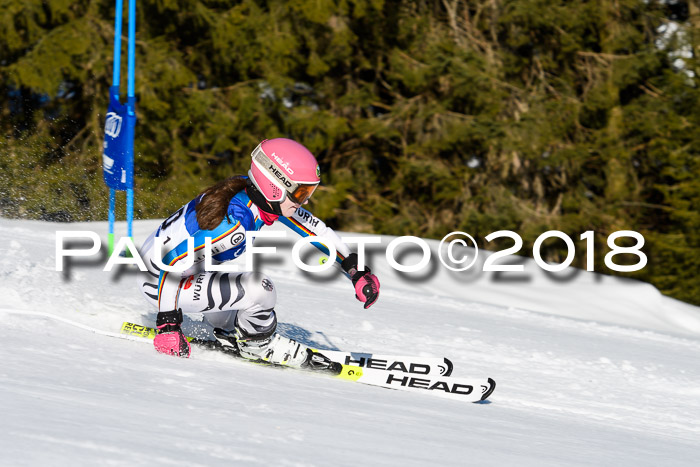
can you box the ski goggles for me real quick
[287,181,318,204]
[251,144,320,204]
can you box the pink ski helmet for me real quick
[248,138,321,205]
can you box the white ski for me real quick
[335,365,496,403]
[317,350,453,377]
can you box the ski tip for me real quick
[441,358,454,377]
[474,378,496,404]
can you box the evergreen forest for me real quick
[1,0,699,305]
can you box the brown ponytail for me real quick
[195,176,248,230]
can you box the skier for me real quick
[137,138,380,369]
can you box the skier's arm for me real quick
[278,207,352,267]
[279,207,380,308]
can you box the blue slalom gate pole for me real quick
[103,0,136,254]
[109,189,116,253]
[126,0,136,240]
[112,0,123,89]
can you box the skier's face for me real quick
[280,196,307,217]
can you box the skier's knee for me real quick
[238,272,277,311]
[235,308,278,340]
[226,272,278,338]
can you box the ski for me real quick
[120,321,496,403]
[310,350,453,377]
[120,321,454,377]
[337,366,496,403]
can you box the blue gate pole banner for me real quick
[102,0,137,255]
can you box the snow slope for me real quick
[1,218,699,466]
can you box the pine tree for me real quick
[1,0,698,304]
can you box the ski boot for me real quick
[213,328,341,374]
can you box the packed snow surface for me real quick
[1,218,699,466]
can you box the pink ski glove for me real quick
[353,273,380,309]
[341,254,380,309]
[154,309,191,358]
